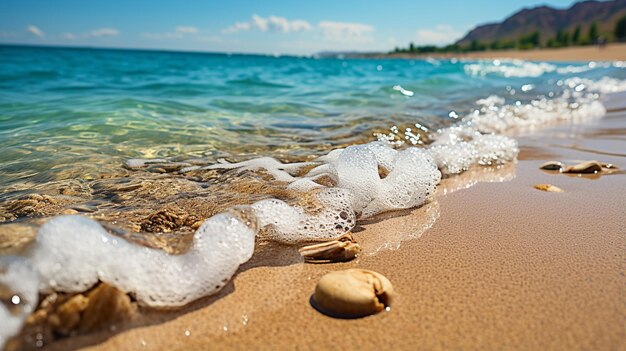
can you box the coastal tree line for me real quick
[393,16,626,54]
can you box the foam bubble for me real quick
[31,214,256,307]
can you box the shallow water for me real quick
[1,45,624,198]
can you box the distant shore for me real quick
[382,43,626,61]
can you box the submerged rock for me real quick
[79,283,136,333]
[0,222,38,254]
[12,283,137,349]
[313,269,394,318]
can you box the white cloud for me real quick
[27,25,44,38]
[415,25,461,45]
[60,28,120,40]
[143,26,201,40]
[61,32,76,40]
[89,28,120,37]
[223,15,311,34]
[223,22,250,34]
[318,21,374,42]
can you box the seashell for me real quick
[299,233,360,263]
[563,161,603,174]
[539,161,564,171]
[313,269,394,318]
[533,184,564,192]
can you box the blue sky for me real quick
[0,0,579,54]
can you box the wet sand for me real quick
[40,109,626,350]
[386,43,626,61]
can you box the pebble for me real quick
[313,269,394,318]
[539,161,564,171]
[533,184,564,192]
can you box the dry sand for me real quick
[41,107,626,350]
[388,43,626,62]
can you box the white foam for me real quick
[464,59,557,78]
[308,143,441,217]
[428,142,477,175]
[254,188,355,243]
[471,134,519,166]
[466,93,605,134]
[31,214,256,307]
[563,77,626,94]
[361,147,440,217]
[0,257,39,348]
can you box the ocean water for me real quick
[1,45,624,199]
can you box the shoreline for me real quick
[41,105,626,350]
[376,43,626,62]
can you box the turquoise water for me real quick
[0,45,624,196]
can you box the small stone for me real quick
[563,161,603,174]
[539,161,564,171]
[313,269,394,318]
[533,184,564,193]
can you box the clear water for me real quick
[0,45,624,196]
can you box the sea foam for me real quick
[0,258,39,348]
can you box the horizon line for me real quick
[0,42,384,58]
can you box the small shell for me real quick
[313,269,394,318]
[563,161,603,174]
[299,233,360,263]
[533,184,564,193]
[539,161,564,171]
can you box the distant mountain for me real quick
[456,0,626,45]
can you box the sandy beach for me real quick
[38,104,626,350]
[386,43,626,62]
